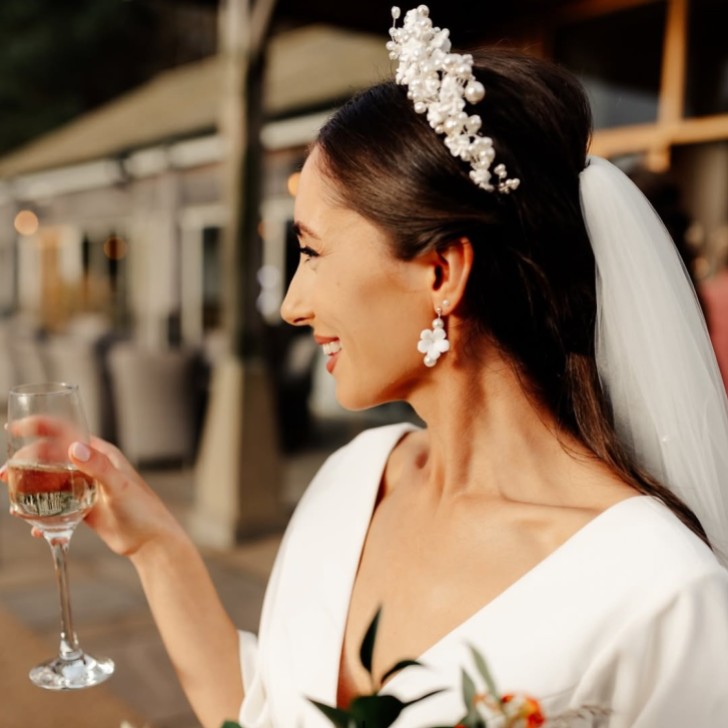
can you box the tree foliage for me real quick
[0,0,216,156]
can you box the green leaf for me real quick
[380,658,422,684]
[468,645,504,712]
[309,700,358,727]
[349,694,409,727]
[220,722,244,728]
[404,688,446,707]
[459,668,489,728]
[359,607,382,676]
[462,667,477,709]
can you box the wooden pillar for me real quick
[190,0,283,548]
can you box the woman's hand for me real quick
[1,430,185,556]
[3,426,244,726]
[67,437,187,558]
[68,440,244,726]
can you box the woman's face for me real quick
[281,146,432,411]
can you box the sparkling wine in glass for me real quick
[6,382,114,689]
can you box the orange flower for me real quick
[502,693,546,727]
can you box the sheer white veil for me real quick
[580,156,728,567]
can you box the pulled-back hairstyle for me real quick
[315,49,708,545]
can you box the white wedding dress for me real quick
[238,423,728,727]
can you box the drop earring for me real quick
[417,301,450,367]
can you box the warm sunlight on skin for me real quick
[280,146,438,411]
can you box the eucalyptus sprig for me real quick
[309,607,443,728]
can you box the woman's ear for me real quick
[428,237,474,310]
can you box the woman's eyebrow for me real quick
[292,220,320,240]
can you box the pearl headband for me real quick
[387,5,520,194]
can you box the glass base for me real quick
[29,652,115,690]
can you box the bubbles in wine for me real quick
[7,462,97,529]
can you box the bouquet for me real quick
[223,609,610,728]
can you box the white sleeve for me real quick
[575,569,728,727]
[239,630,260,697]
[235,521,289,728]
[237,629,271,728]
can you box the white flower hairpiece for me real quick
[387,5,520,194]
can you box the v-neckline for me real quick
[332,424,649,700]
[380,495,649,694]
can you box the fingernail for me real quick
[71,442,91,462]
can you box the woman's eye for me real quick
[299,245,319,260]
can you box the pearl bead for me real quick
[464,81,485,104]
[466,115,481,133]
[391,6,401,19]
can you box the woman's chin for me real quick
[334,387,397,414]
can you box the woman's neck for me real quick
[407,348,600,504]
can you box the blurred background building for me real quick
[0,0,726,535]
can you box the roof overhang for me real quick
[0,23,389,179]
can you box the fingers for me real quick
[6,416,87,472]
[11,439,70,465]
[88,436,137,478]
[68,439,136,495]
[6,415,83,441]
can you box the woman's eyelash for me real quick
[299,245,319,259]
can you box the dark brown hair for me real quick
[315,49,708,545]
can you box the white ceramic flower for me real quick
[418,325,450,367]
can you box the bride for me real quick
[6,6,728,727]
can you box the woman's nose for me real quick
[280,270,312,326]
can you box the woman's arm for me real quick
[575,568,728,727]
[130,527,243,727]
[68,438,244,728]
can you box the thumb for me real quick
[69,441,92,464]
[68,440,127,495]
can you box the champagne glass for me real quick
[6,382,114,689]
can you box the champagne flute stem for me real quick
[47,535,82,661]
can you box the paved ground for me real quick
[0,448,331,728]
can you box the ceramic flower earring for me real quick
[418,301,450,367]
